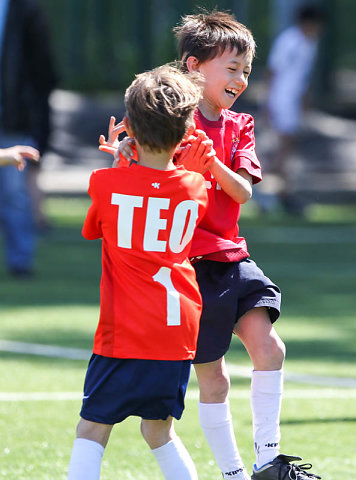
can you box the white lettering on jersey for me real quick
[153,266,181,326]
[169,200,199,253]
[205,173,221,190]
[143,197,170,252]
[111,193,143,248]
[111,194,199,252]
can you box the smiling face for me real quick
[187,48,252,121]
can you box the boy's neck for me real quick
[198,100,222,122]
[136,144,176,171]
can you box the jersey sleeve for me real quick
[82,171,102,240]
[232,114,262,184]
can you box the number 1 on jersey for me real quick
[153,267,181,326]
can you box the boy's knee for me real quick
[257,336,286,370]
[198,369,230,403]
[271,336,286,365]
[76,418,112,448]
[140,419,173,450]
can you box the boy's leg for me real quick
[68,418,113,480]
[141,416,198,480]
[194,358,249,480]
[234,307,285,469]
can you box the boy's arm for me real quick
[82,203,102,240]
[176,128,254,203]
[211,113,261,203]
[0,146,40,170]
[82,173,102,240]
[208,158,253,204]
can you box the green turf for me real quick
[0,197,355,479]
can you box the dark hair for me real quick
[124,64,202,153]
[174,10,256,70]
[297,5,324,24]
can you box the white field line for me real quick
[226,364,356,388]
[1,340,356,389]
[1,388,356,403]
[0,340,91,360]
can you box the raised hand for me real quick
[98,116,138,167]
[98,116,126,155]
[175,129,216,174]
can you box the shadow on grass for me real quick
[0,351,89,367]
[1,328,95,350]
[281,417,356,425]
[283,338,356,363]
[227,337,356,364]
[0,226,101,307]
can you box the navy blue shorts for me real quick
[193,258,281,364]
[80,355,191,425]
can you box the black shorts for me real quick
[80,355,191,424]
[193,258,281,364]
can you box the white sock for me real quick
[199,402,247,479]
[251,370,283,468]
[151,437,198,480]
[67,438,104,480]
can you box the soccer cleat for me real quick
[251,454,321,479]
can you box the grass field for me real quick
[0,197,355,479]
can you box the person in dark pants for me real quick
[0,0,57,277]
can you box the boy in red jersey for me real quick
[67,65,208,480]
[106,10,321,480]
[173,11,320,480]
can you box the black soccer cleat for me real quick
[251,454,321,480]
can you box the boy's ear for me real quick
[123,116,134,137]
[186,56,200,73]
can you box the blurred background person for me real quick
[0,145,39,170]
[0,0,57,278]
[263,4,324,215]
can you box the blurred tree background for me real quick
[38,0,356,116]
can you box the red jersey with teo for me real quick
[82,164,208,361]
[189,109,262,262]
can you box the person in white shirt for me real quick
[265,5,324,215]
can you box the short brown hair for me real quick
[124,64,202,153]
[174,10,256,69]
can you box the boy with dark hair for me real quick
[104,9,321,480]
[67,65,209,480]
[173,11,321,480]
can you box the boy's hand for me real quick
[99,116,138,167]
[0,145,40,171]
[112,137,137,168]
[113,140,138,168]
[176,129,215,174]
[98,116,126,155]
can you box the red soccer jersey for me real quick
[189,109,262,261]
[82,164,208,360]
